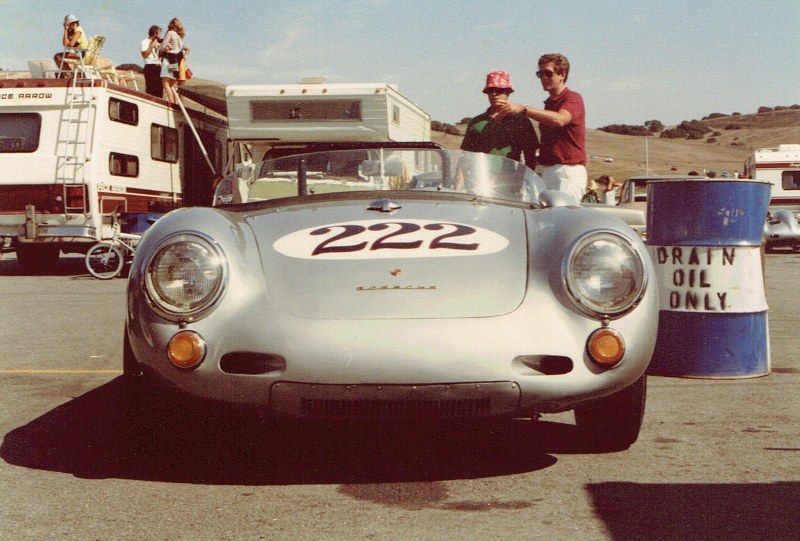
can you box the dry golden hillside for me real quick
[433,109,800,180]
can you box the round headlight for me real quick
[144,233,226,318]
[563,231,646,318]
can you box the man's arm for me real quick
[498,103,571,127]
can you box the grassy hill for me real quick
[432,109,800,180]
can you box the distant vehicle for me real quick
[743,144,800,211]
[603,157,614,163]
[124,142,659,451]
[721,171,730,177]
[764,209,800,252]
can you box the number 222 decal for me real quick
[273,219,509,260]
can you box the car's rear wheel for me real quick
[573,375,647,451]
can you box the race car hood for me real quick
[244,199,528,319]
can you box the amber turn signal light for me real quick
[587,327,625,367]
[167,331,206,369]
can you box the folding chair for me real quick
[27,59,57,78]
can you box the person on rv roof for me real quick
[54,14,89,78]
[141,25,163,98]
[160,17,189,103]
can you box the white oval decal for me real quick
[273,219,509,260]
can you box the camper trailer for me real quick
[0,71,227,272]
[224,81,430,163]
[743,144,800,212]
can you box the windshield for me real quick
[213,148,545,206]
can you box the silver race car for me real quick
[124,142,658,450]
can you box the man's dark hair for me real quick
[538,53,570,82]
[148,25,161,38]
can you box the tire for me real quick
[85,242,124,279]
[15,243,60,274]
[574,375,647,452]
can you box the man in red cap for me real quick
[460,70,539,171]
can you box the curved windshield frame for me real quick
[213,148,545,206]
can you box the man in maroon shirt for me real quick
[496,53,587,203]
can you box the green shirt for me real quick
[461,110,539,169]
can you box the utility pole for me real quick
[645,137,650,175]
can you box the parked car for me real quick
[764,209,800,252]
[124,142,659,451]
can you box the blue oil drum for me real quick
[646,179,771,378]
[119,212,163,235]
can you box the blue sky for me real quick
[2,0,798,128]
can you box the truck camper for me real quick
[0,64,227,272]
[743,144,800,212]
[223,81,430,168]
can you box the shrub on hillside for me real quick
[644,120,664,132]
[598,124,653,136]
[431,121,461,135]
[660,128,685,139]
[757,106,774,113]
[659,119,711,140]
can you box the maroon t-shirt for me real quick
[538,87,586,166]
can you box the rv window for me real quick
[0,113,41,153]
[781,171,800,191]
[151,124,179,163]
[392,105,400,125]
[109,98,139,126]
[250,100,362,122]
[109,152,139,177]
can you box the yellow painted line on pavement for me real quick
[0,369,122,374]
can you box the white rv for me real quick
[743,144,800,212]
[224,81,431,165]
[0,71,227,272]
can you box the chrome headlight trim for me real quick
[562,230,648,319]
[142,232,228,321]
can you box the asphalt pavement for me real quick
[0,252,798,541]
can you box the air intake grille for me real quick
[271,382,520,420]
[300,397,491,419]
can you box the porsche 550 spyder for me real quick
[124,142,659,450]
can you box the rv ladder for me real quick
[55,72,98,217]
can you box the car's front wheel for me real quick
[573,375,647,451]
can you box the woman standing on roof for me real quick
[54,14,89,78]
[160,18,189,103]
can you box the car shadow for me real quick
[0,377,607,485]
[0,254,92,277]
[586,481,800,541]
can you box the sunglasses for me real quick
[485,88,509,94]
[536,69,556,79]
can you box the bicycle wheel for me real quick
[86,242,125,279]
